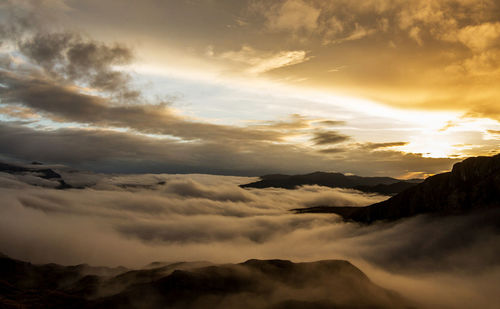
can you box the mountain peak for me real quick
[450,154,500,182]
[295,154,500,223]
[240,170,412,194]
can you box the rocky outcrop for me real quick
[0,254,411,309]
[296,154,500,223]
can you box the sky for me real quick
[0,0,499,177]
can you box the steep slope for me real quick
[0,253,126,308]
[0,254,412,309]
[297,154,500,223]
[353,181,419,195]
[93,259,410,309]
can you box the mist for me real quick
[1,170,499,308]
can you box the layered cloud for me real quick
[0,1,497,177]
[0,122,458,176]
[0,70,285,142]
[9,0,499,121]
[1,2,499,308]
[249,0,500,119]
[310,130,350,145]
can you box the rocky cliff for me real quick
[296,154,500,223]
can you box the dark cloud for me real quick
[0,72,283,142]
[0,122,457,176]
[19,32,73,71]
[361,142,408,150]
[249,114,311,131]
[0,122,318,175]
[5,0,500,122]
[0,7,138,99]
[19,31,136,97]
[318,147,346,154]
[0,9,462,177]
[0,4,38,42]
[0,3,497,308]
[0,27,299,145]
[314,120,345,127]
[310,130,350,145]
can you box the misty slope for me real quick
[0,161,164,190]
[297,154,500,223]
[0,162,73,189]
[0,252,127,309]
[240,171,420,195]
[0,254,412,309]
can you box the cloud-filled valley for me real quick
[1,1,500,308]
[1,166,500,308]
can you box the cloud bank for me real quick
[0,169,500,308]
[0,2,469,177]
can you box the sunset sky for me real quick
[0,0,499,177]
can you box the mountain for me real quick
[294,154,500,223]
[1,160,421,195]
[0,254,412,309]
[0,161,74,189]
[0,161,172,190]
[240,171,422,195]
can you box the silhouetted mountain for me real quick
[0,162,61,180]
[0,252,126,308]
[353,181,419,195]
[0,254,412,309]
[240,171,421,195]
[0,161,74,189]
[294,154,500,223]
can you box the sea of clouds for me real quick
[1,169,499,308]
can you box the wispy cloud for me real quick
[310,130,350,145]
[218,45,310,74]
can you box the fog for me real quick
[0,170,499,308]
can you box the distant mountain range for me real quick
[294,154,500,223]
[1,161,423,195]
[240,171,423,195]
[0,253,411,309]
[4,154,499,225]
[0,162,74,189]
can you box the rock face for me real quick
[303,154,500,223]
[0,254,411,309]
[240,171,421,195]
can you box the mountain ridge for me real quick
[294,154,500,223]
[0,253,412,309]
[240,171,423,195]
